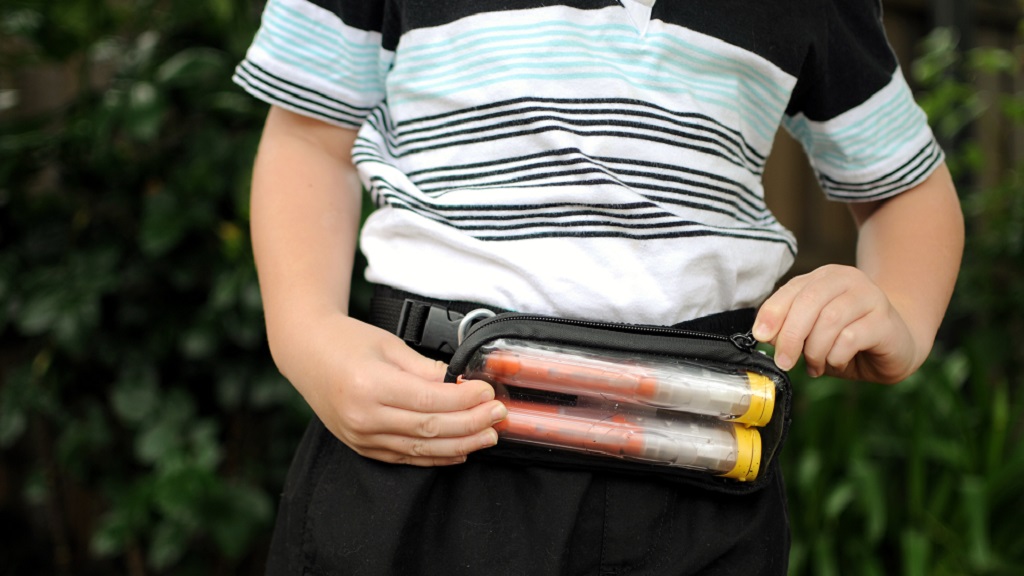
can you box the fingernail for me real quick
[481,429,499,448]
[490,402,508,422]
[479,387,495,403]
[753,323,770,341]
[807,366,821,378]
[775,353,793,371]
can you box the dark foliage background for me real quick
[1,2,309,574]
[0,1,1021,575]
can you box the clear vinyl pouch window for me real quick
[445,314,792,495]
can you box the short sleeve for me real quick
[233,0,395,128]
[782,0,944,202]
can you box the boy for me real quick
[236,0,963,573]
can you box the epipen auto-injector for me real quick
[492,395,762,481]
[464,338,775,427]
[446,311,790,488]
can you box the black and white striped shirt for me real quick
[235,0,943,325]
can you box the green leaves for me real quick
[784,349,1024,576]
[156,47,228,88]
[124,80,167,142]
[12,248,119,351]
[111,363,160,425]
[0,367,34,448]
[139,186,208,257]
[784,27,1024,576]
[0,1,288,574]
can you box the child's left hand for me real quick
[752,264,918,383]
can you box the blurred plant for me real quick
[3,1,1024,575]
[783,351,1024,576]
[783,25,1024,576]
[0,1,309,574]
[914,24,1024,418]
[916,28,1024,380]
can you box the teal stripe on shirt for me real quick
[785,89,931,172]
[391,34,786,141]
[250,0,384,94]
[397,21,789,110]
[390,70,780,144]
[794,86,917,152]
[263,8,379,65]
[394,45,762,105]
[267,0,381,57]
[254,31,380,93]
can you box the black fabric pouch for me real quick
[444,312,792,495]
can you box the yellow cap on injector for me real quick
[720,425,762,482]
[735,372,775,428]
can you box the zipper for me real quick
[729,331,758,352]
[466,313,757,353]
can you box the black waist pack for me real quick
[444,312,792,495]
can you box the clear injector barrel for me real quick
[493,396,761,481]
[464,338,775,427]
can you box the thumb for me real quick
[387,340,449,382]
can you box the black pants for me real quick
[266,295,790,575]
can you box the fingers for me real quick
[754,265,886,376]
[369,397,508,439]
[370,426,500,461]
[822,314,880,375]
[344,394,504,465]
[753,271,811,349]
[378,369,496,413]
[369,329,498,413]
[755,267,843,371]
[797,292,876,377]
[388,342,450,382]
[339,355,506,462]
[293,318,510,466]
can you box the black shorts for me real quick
[265,294,790,575]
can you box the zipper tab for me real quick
[467,313,751,348]
[729,331,757,352]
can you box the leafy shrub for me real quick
[0,1,308,573]
[782,27,1024,576]
[1,2,1022,575]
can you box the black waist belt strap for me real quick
[369,284,757,360]
[370,285,509,359]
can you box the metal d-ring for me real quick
[457,308,496,344]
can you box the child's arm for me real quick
[753,163,964,383]
[250,106,506,465]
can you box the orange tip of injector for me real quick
[483,351,523,377]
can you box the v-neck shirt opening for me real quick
[620,0,655,36]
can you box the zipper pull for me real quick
[729,331,757,352]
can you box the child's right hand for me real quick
[271,313,508,466]
[250,108,506,467]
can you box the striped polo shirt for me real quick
[234,0,943,325]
